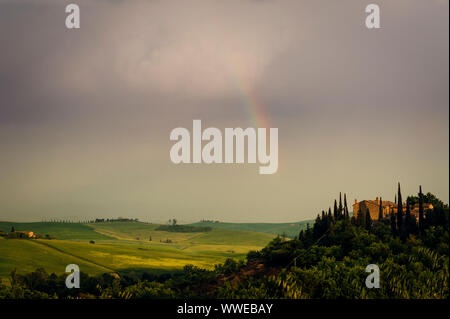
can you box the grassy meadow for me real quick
[0,222,114,241]
[0,221,276,279]
[189,220,312,238]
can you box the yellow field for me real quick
[0,222,274,279]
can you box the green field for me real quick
[0,221,275,279]
[0,222,114,241]
[189,220,312,238]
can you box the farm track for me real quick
[28,240,116,273]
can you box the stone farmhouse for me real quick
[353,197,433,221]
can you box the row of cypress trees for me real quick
[387,183,444,239]
[352,183,434,238]
[299,192,352,244]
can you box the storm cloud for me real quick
[0,0,448,222]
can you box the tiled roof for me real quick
[354,200,397,207]
[354,199,432,208]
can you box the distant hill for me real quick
[0,222,114,241]
[188,220,314,238]
[87,221,274,246]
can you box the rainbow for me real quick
[240,83,270,129]
[232,58,271,129]
[231,60,282,171]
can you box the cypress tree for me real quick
[325,212,331,232]
[357,208,365,228]
[397,183,403,231]
[329,222,335,236]
[405,199,411,236]
[365,208,372,230]
[378,197,383,220]
[338,192,343,218]
[344,193,349,218]
[299,230,305,241]
[418,185,424,235]
[425,209,433,228]
[406,199,418,235]
[313,214,321,239]
[305,223,313,246]
[344,210,351,227]
[333,200,338,220]
[327,210,333,229]
[390,211,396,235]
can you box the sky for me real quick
[0,0,448,223]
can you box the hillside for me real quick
[189,220,313,238]
[0,222,114,241]
[87,221,273,245]
[0,237,109,277]
[0,221,274,279]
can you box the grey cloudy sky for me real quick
[0,0,448,223]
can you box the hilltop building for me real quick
[353,198,433,221]
[5,230,37,239]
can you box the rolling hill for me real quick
[0,221,275,279]
[188,220,313,238]
[0,222,114,241]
